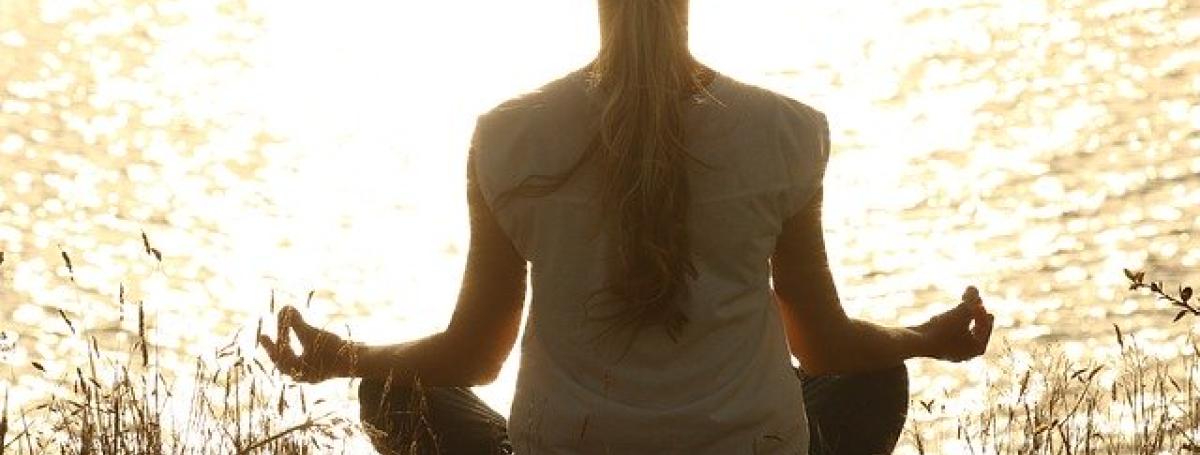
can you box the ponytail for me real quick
[587,0,700,341]
[504,0,704,342]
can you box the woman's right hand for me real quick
[259,306,358,383]
[912,286,995,362]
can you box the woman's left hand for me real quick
[258,306,357,383]
[912,286,995,363]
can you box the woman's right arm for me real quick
[770,187,994,375]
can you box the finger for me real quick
[972,313,996,355]
[259,335,287,367]
[282,306,320,344]
[276,306,292,349]
[972,302,988,319]
[258,335,283,366]
[960,286,979,312]
[962,286,982,305]
[259,334,302,374]
[963,288,988,322]
[945,302,974,324]
[257,333,273,351]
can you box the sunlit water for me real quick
[1,0,1198,450]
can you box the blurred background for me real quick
[0,0,1197,450]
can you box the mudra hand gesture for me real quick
[258,306,356,383]
[913,286,995,362]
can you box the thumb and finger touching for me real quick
[962,286,981,305]
[282,306,321,343]
[258,332,299,375]
[972,311,995,353]
[259,306,317,377]
[929,286,995,361]
[258,306,349,382]
[963,286,995,356]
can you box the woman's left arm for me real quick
[260,151,528,386]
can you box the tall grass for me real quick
[906,334,1200,454]
[904,273,1199,455]
[0,236,373,454]
[0,305,365,454]
[1,237,1195,454]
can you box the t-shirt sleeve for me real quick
[780,104,832,219]
[468,116,498,209]
[469,110,520,212]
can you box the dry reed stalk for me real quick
[138,301,148,367]
[60,308,77,335]
[60,249,74,279]
[235,414,327,455]
[1,389,8,450]
[906,332,1200,454]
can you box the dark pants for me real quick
[359,364,908,455]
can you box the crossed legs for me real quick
[359,364,908,455]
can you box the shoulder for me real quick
[716,76,829,159]
[713,77,831,189]
[470,71,589,193]
[719,77,827,133]
[473,71,584,140]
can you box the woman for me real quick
[259,1,995,453]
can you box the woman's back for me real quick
[260,4,991,454]
[472,68,830,453]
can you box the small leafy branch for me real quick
[1125,269,1197,322]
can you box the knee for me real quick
[870,363,909,413]
[878,363,909,394]
[358,378,389,452]
[358,377,417,427]
[837,364,909,425]
[358,377,429,455]
[804,364,910,455]
[849,364,909,452]
[874,364,910,439]
[357,377,387,429]
[359,377,383,403]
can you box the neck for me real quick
[593,0,701,73]
[596,0,691,45]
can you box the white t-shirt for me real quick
[471,68,830,454]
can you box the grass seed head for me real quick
[60,250,74,276]
[58,309,76,335]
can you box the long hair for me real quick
[506,0,708,342]
[589,0,702,342]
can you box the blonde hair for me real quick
[589,0,702,341]
[506,0,708,342]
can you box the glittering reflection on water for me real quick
[1,0,1198,449]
